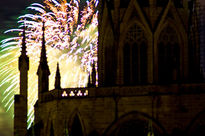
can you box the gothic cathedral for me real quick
[14,0,205,136]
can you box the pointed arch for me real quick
[67,112,85,136]
[123,23,148,85]
[186,110,205,136]
[70,115,84,136]
[118,0,152,85]
[155,0,186,33]
[120,0,152,36]
[103,111,167,136]
[154,1,188,82]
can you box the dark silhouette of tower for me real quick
[14,26,29,136]
[37,22,50,101]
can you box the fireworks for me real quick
[0,0,98,128]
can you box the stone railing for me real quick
[61,89,89,97]
[41,88,91,102]
[40,83,205,103]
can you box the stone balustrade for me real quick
[40,83,205,103]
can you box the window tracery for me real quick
[124,24,147,85]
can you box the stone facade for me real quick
[33,84,205,136]
[14,0,205,136]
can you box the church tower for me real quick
[14,26,29,136]
[37,22,50,101]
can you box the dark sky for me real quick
[0,0,43,41]
[0,0,204,136]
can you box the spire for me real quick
[39,22,49,67]
[37,21,50,75]
[91,62,96,87]
[21,25,26,56]
[41,21,46,59]
[87,74,91,87]
[19,25,29,71]
[15,23,29,136]
[37,21,50,94]
[55,63,61,89]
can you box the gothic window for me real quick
[124,24,148,85]
[70,115,83,136]
[158,26,180,83]
[156,0,168,7]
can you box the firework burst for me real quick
[0,0,98,128]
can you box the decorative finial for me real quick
[21,24,26,55]
[87,73,91,87]
[91,61,96,87]
[55,62,61,89]
[41,21,46,60]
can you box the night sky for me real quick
[0,0,205,136]
[0,0,43,41]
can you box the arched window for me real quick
[124,24,148,85]
[158,26,180,83]
[70,115,83,136]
